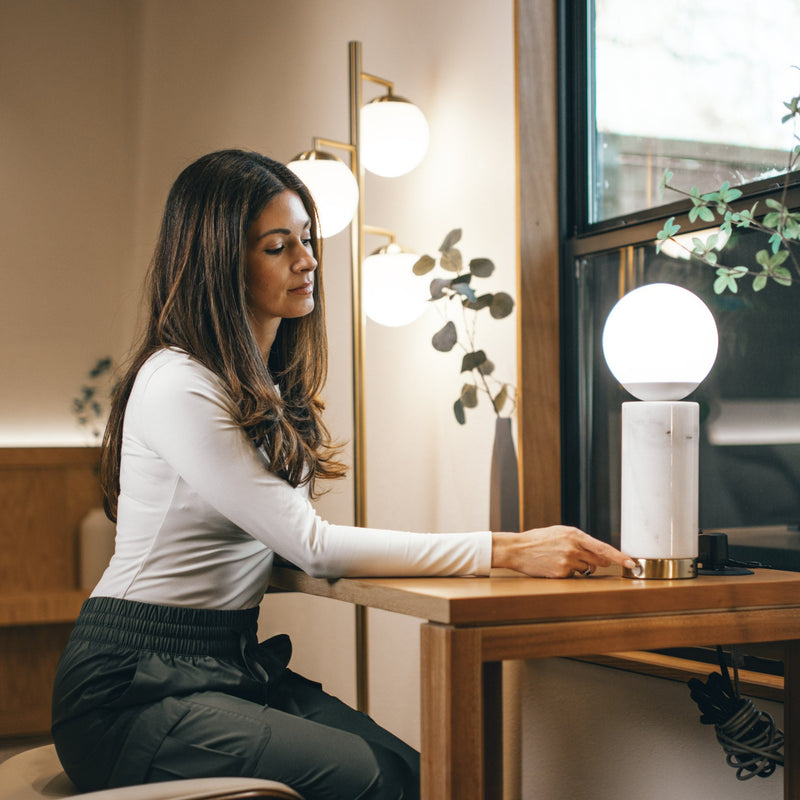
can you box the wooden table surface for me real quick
[270,564,800,624]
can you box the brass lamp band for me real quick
[622,557,697,580]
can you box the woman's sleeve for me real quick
[137,356,492,578]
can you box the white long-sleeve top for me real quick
[92,348,492,609]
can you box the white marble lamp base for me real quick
[620,400,699,579]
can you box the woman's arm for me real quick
[134,352,632,580]
[132,352,491,578]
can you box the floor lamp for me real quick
[288,41,429,712]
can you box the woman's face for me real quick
[245,190,317,350]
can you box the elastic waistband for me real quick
[72,596,259,657]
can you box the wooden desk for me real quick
[270,566,800,800]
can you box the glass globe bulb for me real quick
[363,244,428,327]
[602,283,718,401]
[360,96,429,178]
[287,152,359,238]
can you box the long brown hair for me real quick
[101,149,345,520]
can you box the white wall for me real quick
[0,0,139,444]
[0,2,786,798]
[522,658,784,800]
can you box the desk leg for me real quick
[421,623,501,800]
[785,640,800,800]
[484,660,503,799]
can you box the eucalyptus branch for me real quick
[71,357,115,442]
[655,86,800,295]
[414,228,516,425]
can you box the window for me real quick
[590,0,800,225]
[560,0,800,571]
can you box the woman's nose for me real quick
[294,244,317,271]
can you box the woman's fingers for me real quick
[575,531,637,570]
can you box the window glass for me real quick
[592,0,800,223]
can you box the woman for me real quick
[52,150,634,800]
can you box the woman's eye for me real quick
[302,238,312,248]
[264,246,284,255]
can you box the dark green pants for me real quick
[51,597,419,800]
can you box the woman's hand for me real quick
[491,526,636,578]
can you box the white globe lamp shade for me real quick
[363,244,428,327]
[602,283,718,401]
[287,151,359,238]
[360,96,429,178]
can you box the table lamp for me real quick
[602,283,719,579]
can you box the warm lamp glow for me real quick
[360,96,429,177]
[602,283,718,401]
[287,151,359,238]
[363,244,428,326]
[659,226,730,261]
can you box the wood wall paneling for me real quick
[515,0,562,530]
[0,448,101,736]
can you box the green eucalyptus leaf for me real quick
[720,185,742,203]
[773,266,792,286]
[432,320,457,351]
[714,266,747,295]
[753,273,768,292]
[489,292,514,319]
[429,278,452,300]
[452,283,477,303]
[494,384,508,414]
[713,274,734,294]
[439,228,462,252]
[469,258,495,278]
[655,217,681,252]
[773,248,790,266]
[413,254,436,276]
[785,218,800,240]
[698,205,715,222]
[461,350,487,372]
[460,383,479,408]
[453,398,466,425]
[89,357,113,378]
[440,248,463,273]
[463,293,494,311]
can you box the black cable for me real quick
[687,646,784,780]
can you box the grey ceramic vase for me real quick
[490,416,520,532]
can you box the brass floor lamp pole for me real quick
[347,40,370,715]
